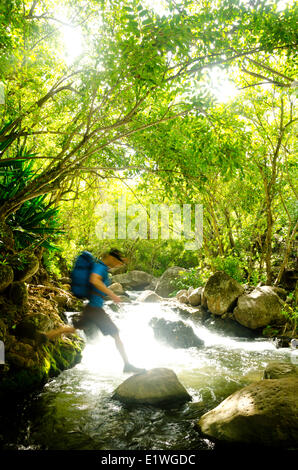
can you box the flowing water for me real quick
[0,294,294,450]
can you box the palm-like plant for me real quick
[0,151,63,250]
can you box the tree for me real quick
[0,0,296,223]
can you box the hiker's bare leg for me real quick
[46,326,76,340]
[113,333,146,373]
[113,333,129,365]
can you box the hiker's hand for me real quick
[110,293,123,303]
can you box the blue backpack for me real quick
[70,251,106,299]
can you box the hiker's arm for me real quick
[89,273,122,303]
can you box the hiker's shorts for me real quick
[73,304,119,337]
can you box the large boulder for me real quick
[198,377,298,447]
[155,266,186,298]
[150,317,204,349]
[136,290,162,302]
[234,286,284,330]
[112,270,155,291]
[113,368,192,406]
[188,287,203,306]
[204,271,244,316]
[263,361,298,380]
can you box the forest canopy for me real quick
[0,0,297,287]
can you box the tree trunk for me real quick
[264,195,273,285]
[274,221,297,286]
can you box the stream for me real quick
[0,292,294,451]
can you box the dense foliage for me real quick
[0,0,297,296]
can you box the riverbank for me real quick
[0,283,84,396]
[0,295,297,451]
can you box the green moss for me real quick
[0,263,14,293]
[0,296,19,327]
[0,333,84,395]
[9,281,28,308]
[0,318,7,340]
[43,356,51,375]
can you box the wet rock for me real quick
[112,270,155,291]
[150,317,204,348]
[263,361,298,379]
[136,290,162,302]
[113,368,192,406]
[191,305,210,323]
[272,336,292,348]
[188,287,203,306]
[202,314,257,338]
[0,264,14,293]
[204,271,244,316]
[109,282,124,295]
[198,377,298,447]
[155,266,186,298]
[1,332,83,395]
[234,286,284,330]
[118,295,132,303]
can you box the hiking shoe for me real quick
[123,363,146,374]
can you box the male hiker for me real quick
[46,249,146,374]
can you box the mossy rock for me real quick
[9,281,28,309]
[13,319,48,345]
[0,334,84,395]
[5,352,35,369]
[204,271,244,316]
[0,296,19,326]
[24,312,58,332]
[263,361,298,379]
[0,264,14,293]
[0,319,7,341]
[9,252,39,282]
[198,378,298,447]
